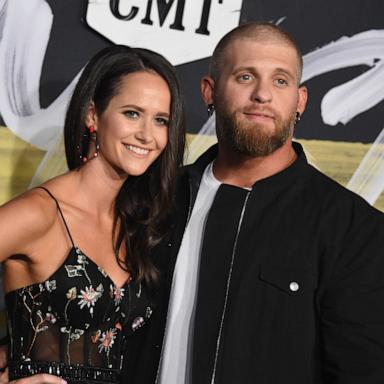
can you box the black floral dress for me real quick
[6,188,153,383]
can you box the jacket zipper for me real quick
[155,178,196,383]
[210,191,250,384]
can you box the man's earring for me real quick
[207,104,215,117]
[295,112,301,125]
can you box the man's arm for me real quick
[321,208,384,382]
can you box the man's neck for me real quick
[212,139,297,188]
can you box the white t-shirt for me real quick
[158,162,222,383]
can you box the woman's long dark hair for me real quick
[64,45,185,286]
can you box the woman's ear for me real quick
[85,101,98,130]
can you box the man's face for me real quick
[208,39,307,157]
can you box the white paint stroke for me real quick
[302,29,384,204]
[320,61,384,126]
[0,0,78,150]
[303,29,384,126]
[347,125,384,204]
[184,113,216,164]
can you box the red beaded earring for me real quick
[81,125,99,163]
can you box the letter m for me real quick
[142,0,185,30]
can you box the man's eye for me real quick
[238,74,252,81]
[275,78,288,86]
[155,117,169,126]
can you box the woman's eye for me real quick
[124,110,139,118]
[155,117,169,126]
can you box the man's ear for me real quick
[200,75,215,106]
[297,86,308,116]
[85,101,98,129]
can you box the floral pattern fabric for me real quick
[6,246,153,383]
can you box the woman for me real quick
[0,45,185,383]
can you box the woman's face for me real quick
[91,70,171,178]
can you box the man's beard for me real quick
[216,108,296,157]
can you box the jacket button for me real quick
[289,282,299,292]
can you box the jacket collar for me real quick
[186,141,310,190]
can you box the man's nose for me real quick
[251,80,272,103]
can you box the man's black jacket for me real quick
[124,143,384,384]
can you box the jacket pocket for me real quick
[259,264,317,296]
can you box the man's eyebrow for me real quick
[232,66,257,75]
[232,66,298,81]
[273,67,296,80]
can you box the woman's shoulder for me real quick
[3,187,57,220]
[2,171,73,222]
[0,186,61,260]
[1,185,61,233]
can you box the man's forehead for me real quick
[222,38,301,77]
[226,37,297,55]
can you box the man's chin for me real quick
[237,118,274,133]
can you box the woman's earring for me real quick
[207,104,215,117]
[91,130,100,159]
[81,125,99,163]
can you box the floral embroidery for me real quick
[145,306,153,319]
[60,326,84,340]
[45,312,57,324]
[136,283,142,298]
[78,284,104,314]
[132,316,145,331]
[60,327,85,364]
[45,280,56,292]
[91,330,101,343]
[66,287,77,300]
[110,285,125,306]
[98,328,117,354]
[75,249,92,284]
[77,254,88,265]
[8,245,150,374]
[98,266,108,277]
[65,265,83,278]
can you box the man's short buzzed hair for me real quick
[210,22,303,84]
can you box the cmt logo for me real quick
[86,0,243,65]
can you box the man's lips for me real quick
[243,110,275,120]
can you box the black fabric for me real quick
[121,170,191,383]
[127,142,384,384]
[192,185,249,383]
[6,189,153,383]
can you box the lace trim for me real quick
[9,360,120,383]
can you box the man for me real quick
[126,22,384,384]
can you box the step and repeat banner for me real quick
[0,0,384,211]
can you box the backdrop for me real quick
[1,0,384,210]
[1,0,384,212]
[0,1,384,325]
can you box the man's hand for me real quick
[0,344,7,372]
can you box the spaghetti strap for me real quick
[36,186,75,247]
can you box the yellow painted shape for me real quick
[186,134,384,211]
[0,127,45,204]
[1,129,383,211]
